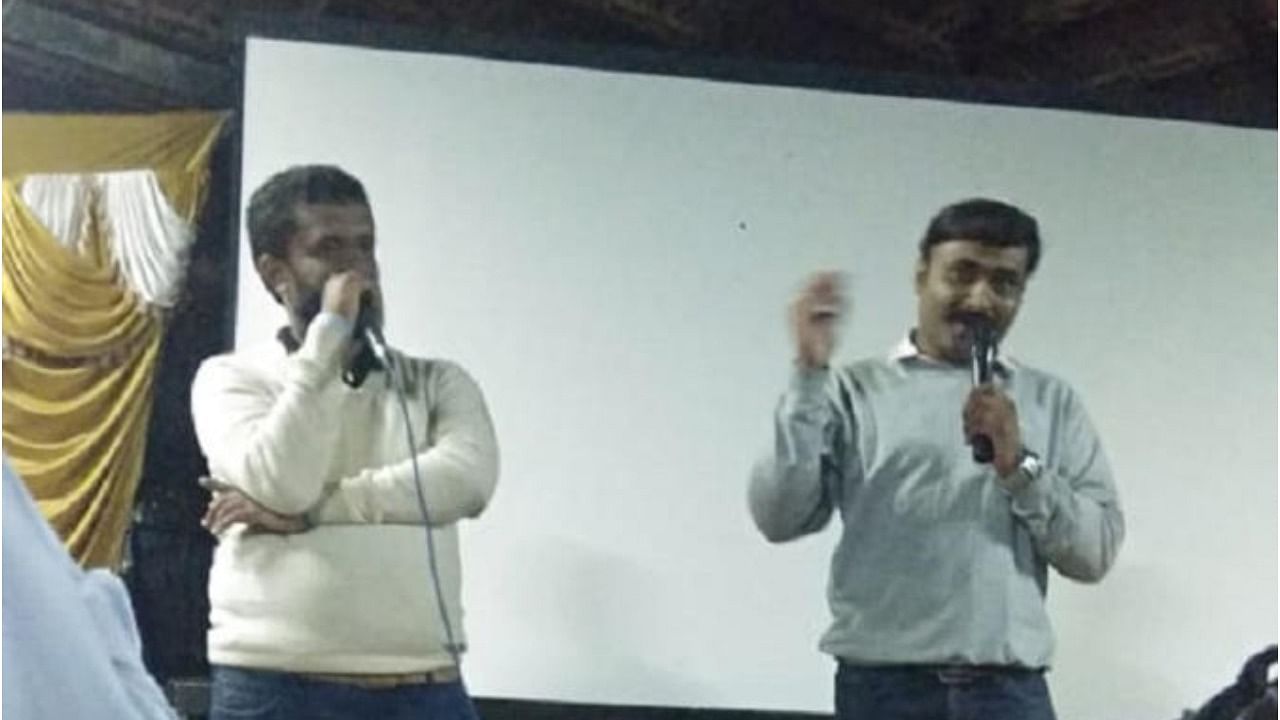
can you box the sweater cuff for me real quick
[789,365,830,401]
[288,313,352,387]
[1007,469,1054,519]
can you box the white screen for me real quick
[239,36,1277,719]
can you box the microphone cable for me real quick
[380,347,466,679]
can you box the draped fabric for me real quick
[2,112,226,568]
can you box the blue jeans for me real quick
[211,665,480,720]
[835,663,1057,720]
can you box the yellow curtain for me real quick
[4,112,223,219]
[2,112,226,568]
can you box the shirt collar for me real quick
[891,329,1018,374]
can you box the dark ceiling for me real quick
[2,0,1277,127]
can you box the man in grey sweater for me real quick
[749,198,1124,720]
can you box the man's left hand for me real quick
[963,385,1022,481]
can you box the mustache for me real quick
[949,310,995,331]
[949,311,1000,348]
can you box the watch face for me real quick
[1020,451,1042,479]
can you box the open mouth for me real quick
[948,313,996,350]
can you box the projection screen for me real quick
[237,34,1277,720]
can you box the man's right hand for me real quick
[321,271,375,324]
[790,271,848,369]
[199,476,308,537]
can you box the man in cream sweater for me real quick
[191,165,499,720]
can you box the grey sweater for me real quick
[749,340,1124,669]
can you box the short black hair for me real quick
[246,165,369,260]
[919,198,1041,275]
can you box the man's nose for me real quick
[334,248,377,277]
[962,280,998,315]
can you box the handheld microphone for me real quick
[966,316,997,464]
[342,292,391,388]
[358,292,391,369]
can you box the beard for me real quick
[292,287,324,328]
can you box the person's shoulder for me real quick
[204,342,280,366]
[1008,360,1088,406]
[840,354,904,384]
[194,342,283,385]
[1009,359,1068,387]
[393,352,463,375]
[822,355,903,400]
[393,353,483,392]
[846,354,897,374]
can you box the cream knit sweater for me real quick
[192,313,498,673]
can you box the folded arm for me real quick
[306,361,500,527]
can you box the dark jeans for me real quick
[211,665,480,720]
[835,663,1057,720]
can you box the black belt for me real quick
[839,660,1044,685]
[931,665,1042,685]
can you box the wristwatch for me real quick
[1014,448,1044,488]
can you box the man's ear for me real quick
[255,254,291,304]
[913,256,929,295]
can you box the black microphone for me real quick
[358,292,391,369]
[342,292,391,388]
[966,315,997,464]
